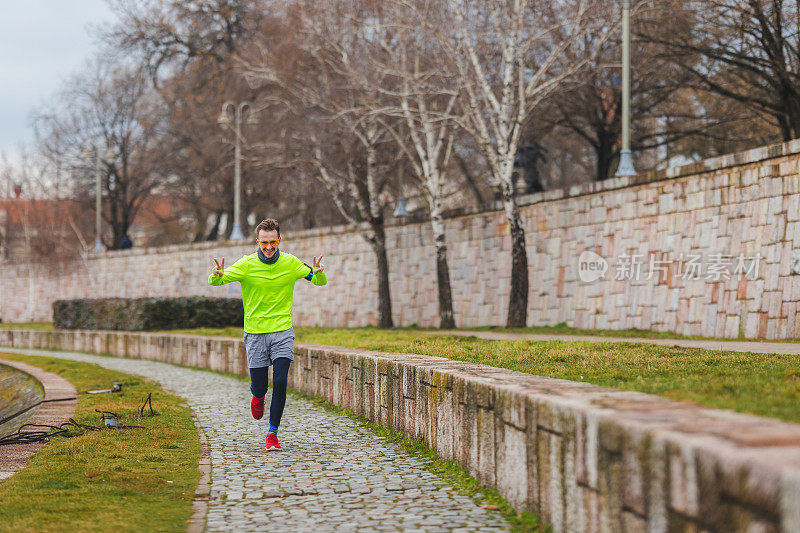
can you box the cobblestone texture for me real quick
[6,348,510,532]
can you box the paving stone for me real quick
[11,349,511,532]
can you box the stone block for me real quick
[538,430,564,532]
[401,364,416,400]
[434,384,454,460]
[724,315,740,338]
[576,487,600,533]
[414,380,430,445]
[496,421,529,511]
[363,380,376,422]
[561,421,581,533]
[781,469,800,533]
[403,396,416,437]
[668,442,700,519]
[493,386,527,430]
[598,417,624,455]
[349,357,363,415]
[576,413,600,491]
[645,436,669,533]
[473,406,496,487]
[620,432,650,518]
[524,397,540,513]
[452,394,470,468]
[377,368,391,424]
[597,449,624,532]
[715,454,783,523]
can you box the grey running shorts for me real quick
[243,327,295,368]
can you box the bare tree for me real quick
[361,2,461,328]
[104,0,345,239]
[240,2,399,327]
[642,0,800,142]
[311,118,397,328]
[541,5,722,181]
[436,0,614,327]
[104,0,264,79]
[34,57,163,249]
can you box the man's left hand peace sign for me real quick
[313,255,325,273]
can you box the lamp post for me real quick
[218,101,257,240]
[84,144,114,252]
[615,0,636,177]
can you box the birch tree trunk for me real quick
[311,120,395,329]
[373,23,460,329]
[505,196,529,327]
[368,222,394,329]
[440,0,611,327]
[429,204,455,328]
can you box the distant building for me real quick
[0,194,189,262]
[0,198,86,263]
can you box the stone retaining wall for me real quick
[4,139,800,338]
[2,328,798,532]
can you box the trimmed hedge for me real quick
[53,297,244,331]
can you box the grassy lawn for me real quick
[0,352,201,533]
[0,322,53,330]
[470,322,800,343]
[155,326,800,424]
[4,320,799,342]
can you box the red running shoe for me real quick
[265,432,281,451]
[250,395,264,420]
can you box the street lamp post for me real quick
[218,101,256,241]
[94,149,103,252]
[615,0,636,177]
[84,144,114,253]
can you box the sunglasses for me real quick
[257,239,280,247]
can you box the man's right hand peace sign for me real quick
[212,258,225,277]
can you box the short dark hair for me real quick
[255,218,280,236]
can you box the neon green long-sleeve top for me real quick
[208,251,327,333]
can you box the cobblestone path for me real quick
[4,348,511,532]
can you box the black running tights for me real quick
[249,358,291,428]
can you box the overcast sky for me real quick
[0,0,115,163]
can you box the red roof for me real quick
[0,195,188,228]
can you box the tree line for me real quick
[3,0,797,329]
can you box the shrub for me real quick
[53,297,244,331]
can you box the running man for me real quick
[208,218,326,450]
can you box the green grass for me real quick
[156,326,800,424]
[0,352,201,533]
[5,320,800,342]
[470,322,800,343]
[0,322,53,330]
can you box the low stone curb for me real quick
[0,357,77,482]
[187,413,211,533]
